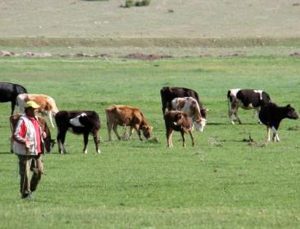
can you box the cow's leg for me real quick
[106,121,113,141]
[135,125,143,141]
[10,136,13,153]
[166,129,173,148]
[267,127,271,142]
[57,130,67,154]
[254,108,262,124]
[234,107,242,124]
[112,125,121,140]
[229,100,240,124]
[92,131,101,154]
[106,118,113,141]
[188,131,195,146]
[11,101,15,115]
[271,127,280,142]
[83,132,89,154]
[122,125,129,140]
[180,131,186,147]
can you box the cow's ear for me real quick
[287,104,291,108]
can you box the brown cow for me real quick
[171,97,206,132]
[105,105,153,141]
[17,93,59,128]
[164,110,194,148]
[10,114,55,153]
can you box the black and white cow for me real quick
[227,88,271,124]
[160,86,207,118]
[259,102,298,142]
[0,82,27,115]
[55,110,101,154]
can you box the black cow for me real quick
[0,82,27,115]
[164,110,194,147]
[160,86,207,118]
[227,88,271,124]
[259,102,298,142]
[55,111,101,154]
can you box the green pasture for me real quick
[0,56,299,228]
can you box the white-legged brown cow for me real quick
[164,110,194,148]
[105,105,153,141]
[227,88,271,124]
[171,97,206,132]
[10,114,55,153]
[160,86,207,119]
[17,93,59,128]
[259,102,299,142]
[55,111,101,154]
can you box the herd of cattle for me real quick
[0,82,299,153]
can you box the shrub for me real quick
[124,0,134,7]
[124,0,151,8]
[135,0,151,6]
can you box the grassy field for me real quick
[0,56,299,228]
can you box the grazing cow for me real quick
[0,82,27,115]
[164,110,194,147]
[17,93,59,128]
[55,111,101,154]
[160,86,207,118]
[171,97,206,132]
[105,105,153,141]
[227,88,271,124]
[259,102,299,142]
[10,114,55,153]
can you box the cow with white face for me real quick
[171,97,206,132]
[227,89,271,124]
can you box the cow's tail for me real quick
[48,111,55,128]
[227,90,232,110]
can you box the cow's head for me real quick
[173,112,193,132]
[194,117,206,132]
[141,125,153,139]
[38,117,56,153]
[286,104,299,120]
[44,137,56,153]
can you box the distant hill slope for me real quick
[1,0,300,39]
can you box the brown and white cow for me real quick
[105,105,153,141]
[160,86,207,118]
[227,89,271,124]
[171,97,206,132]
[17,93,59,128]
[164,110,194,148]
[55,110,101,154]
[259,102,299,142]
[10,114,55,153]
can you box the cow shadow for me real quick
[0,151,13,155]
[208,122,260,126]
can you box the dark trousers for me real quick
[18,154,43,197]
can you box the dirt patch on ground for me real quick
[124,53,172,60]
